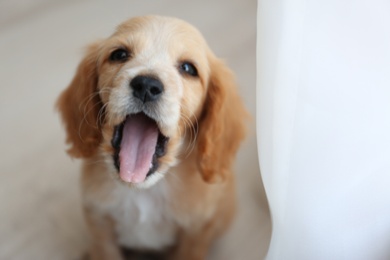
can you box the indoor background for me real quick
[0,0,270,259]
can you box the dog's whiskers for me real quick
[77,88,111,142]
[179,104,199,157]
[180,115,193,153]
[97,102,109,126]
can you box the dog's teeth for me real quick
[150,163,153,169]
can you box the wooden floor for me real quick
[0,1,271,259]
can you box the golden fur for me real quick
[57,15,248,260]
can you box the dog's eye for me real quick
[179,62,198,77]
[110,49,129,62]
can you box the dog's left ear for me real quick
[56,41,103,158]
[196,57,248,183]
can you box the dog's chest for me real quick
[108,184,177,250]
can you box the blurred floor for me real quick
[0,1,271,259]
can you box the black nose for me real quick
[130,75,163,103]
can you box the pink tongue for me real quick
[119,114,158,183]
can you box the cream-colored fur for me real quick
[57,15,248,259]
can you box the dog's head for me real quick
[57,16,247,188]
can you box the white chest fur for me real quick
[95,181,177,250]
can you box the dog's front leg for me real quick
[84,207,123,260]
[169,223,219,260]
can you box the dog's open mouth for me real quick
[111,113,168,183]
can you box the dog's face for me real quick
[58,16,247,188]
[97,17,211,187]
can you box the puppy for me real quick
[57,15,248,260]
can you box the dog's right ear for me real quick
[196,57,248,183]
[56,42,103,158]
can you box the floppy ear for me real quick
[56,42,103,158]
[196,57,248,183]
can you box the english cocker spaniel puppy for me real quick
[57,15,248,260]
